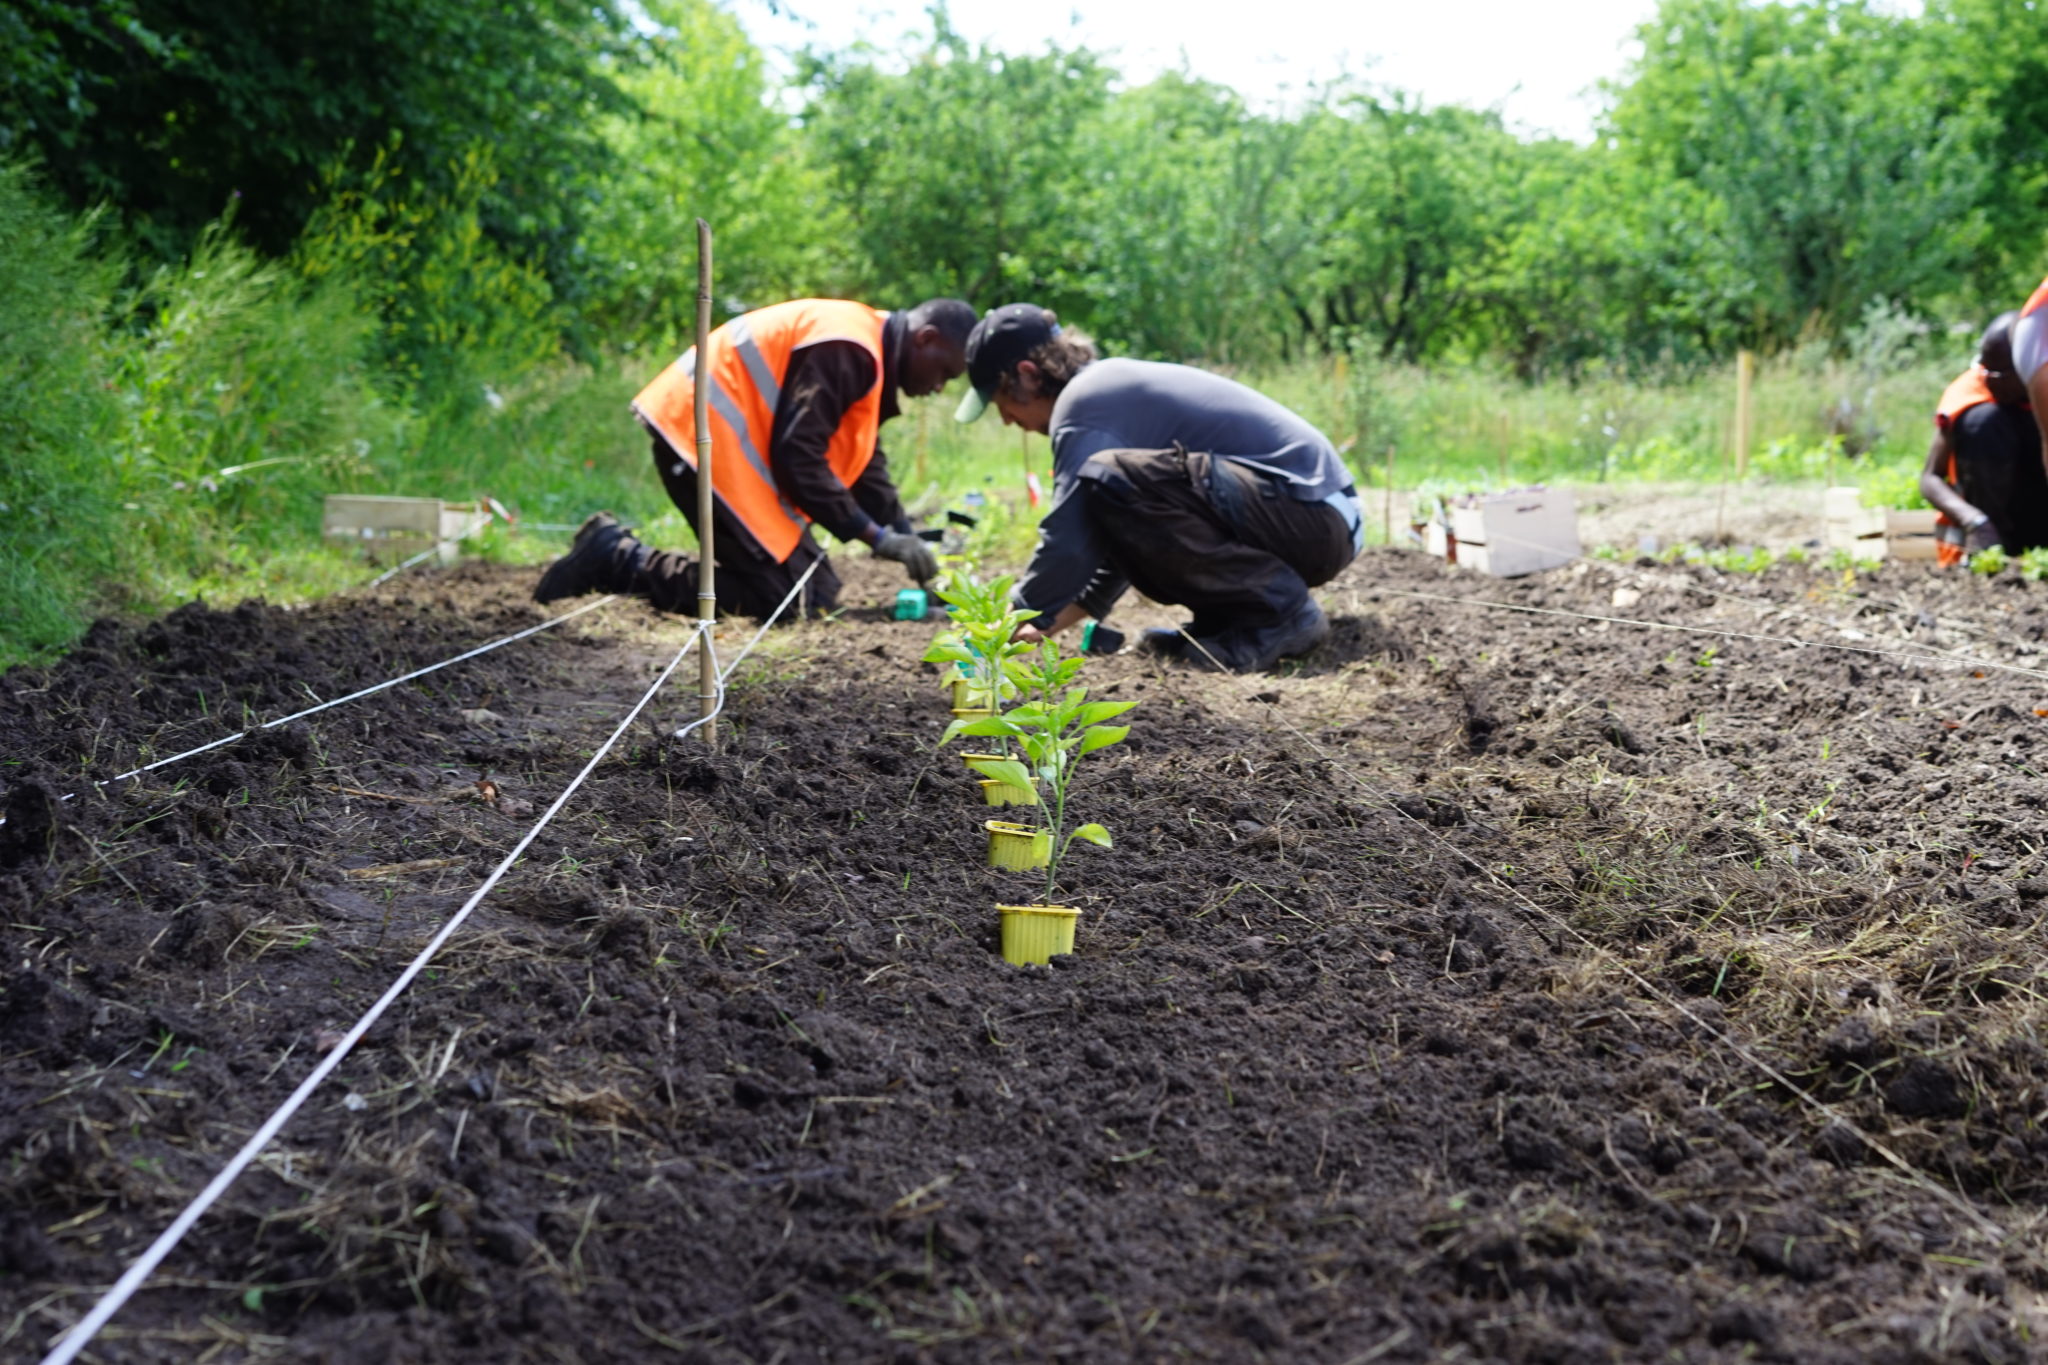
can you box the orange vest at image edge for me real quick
[633,300,887,564]
[1931,365,2000,567]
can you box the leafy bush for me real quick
[0,161,124,654]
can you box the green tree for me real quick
[1607,0,1992,349]
[1,0,635,286]
[798,13,1110,307]
[579,0,856,345]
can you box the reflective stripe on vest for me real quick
[630,300,887,563]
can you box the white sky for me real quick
[735,0,1667,141]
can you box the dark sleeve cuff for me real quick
[1075,570,1130,622]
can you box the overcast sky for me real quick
[735,0,1668,141]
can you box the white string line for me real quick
[1363,583,2048,685]
[1174,625,2016,1249]
[365,545,440,589]
[19,596,619,821]
[719,557,826,686]
[39,626,703,1365]
[1470,522,2038,677]
[667,556,823,742]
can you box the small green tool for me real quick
[892,588,929,621]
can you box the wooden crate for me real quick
[1823,486,1887,560]
[323,495,491,564]
[1446,488,1580,577]
[1886,508,1940,562]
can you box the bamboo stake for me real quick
[694,219,716,745]
[1383,443,1395,547]
[1735,349,1754,478]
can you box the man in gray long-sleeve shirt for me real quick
[955,304,1363,671]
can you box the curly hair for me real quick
[998,329,1098,401]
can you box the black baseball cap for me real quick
[954,303,1059,423]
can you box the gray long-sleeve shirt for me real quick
[1015,357,1358,618]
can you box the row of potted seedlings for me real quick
[922,570,1134,966]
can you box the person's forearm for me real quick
[2031,368,2048,479]
[1919,471,1984,529]
[1043,602,1090,636]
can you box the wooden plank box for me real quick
[1447,488,1581,577]
[1886,508,1940,562]
[323,495,491,564]
[1823,486,1887,560]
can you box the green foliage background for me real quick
[2,0,2046,664]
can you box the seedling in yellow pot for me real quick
[942,639,1134,963]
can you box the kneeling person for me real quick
[1922,311,2047,565]
[955,304,1362,672]
[535,297,973,618]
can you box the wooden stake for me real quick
[1735,349,1754,478]
[694,219,717,745]
[1383,443,1396,548]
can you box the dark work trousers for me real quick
[1951,403,2048,554]
[1079,447,1355,633]
[638,436,841,620]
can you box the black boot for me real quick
[1183,597,1329,673]
[533,513,648,603]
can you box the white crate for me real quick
[323,495,491,564]
[1447,488,1580,577]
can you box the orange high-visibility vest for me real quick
[632,300,888,563]
[1932,365,2000,567]
[1935,365,1995,433]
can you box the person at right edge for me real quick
[1921,311,2047,565]
[2014,278,2048,533]
[955,303,1362,672]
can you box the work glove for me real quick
[1964,517,2001,554]
[872,529,938,583]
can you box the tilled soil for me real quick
[3,552,2048,1363]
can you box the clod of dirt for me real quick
[0,781,57,868]
[1883,1057,1968,1120]
[1812,1121,1869,1165]
[1707,1301,1780,1347]
[1821,1016,1886,1068]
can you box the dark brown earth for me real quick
[4,550,2048,1363]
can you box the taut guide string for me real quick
[2,595,619,827]
[42,561,823,1362]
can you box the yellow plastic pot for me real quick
[949,678,997,710]
[962,753,1037,807]
[985,819,1050,871]
[999,904,1080,965]
[950,706,995,724]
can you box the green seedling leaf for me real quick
[965,757,1034,788]
[942,716,1023,745]
[1072,823,1112,847]
[1074,700,1136,725]
[1078,724,1129,755]
[242,1286,264,1312]
[922,641,977,664]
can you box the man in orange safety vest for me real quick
[535,297,974,617]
